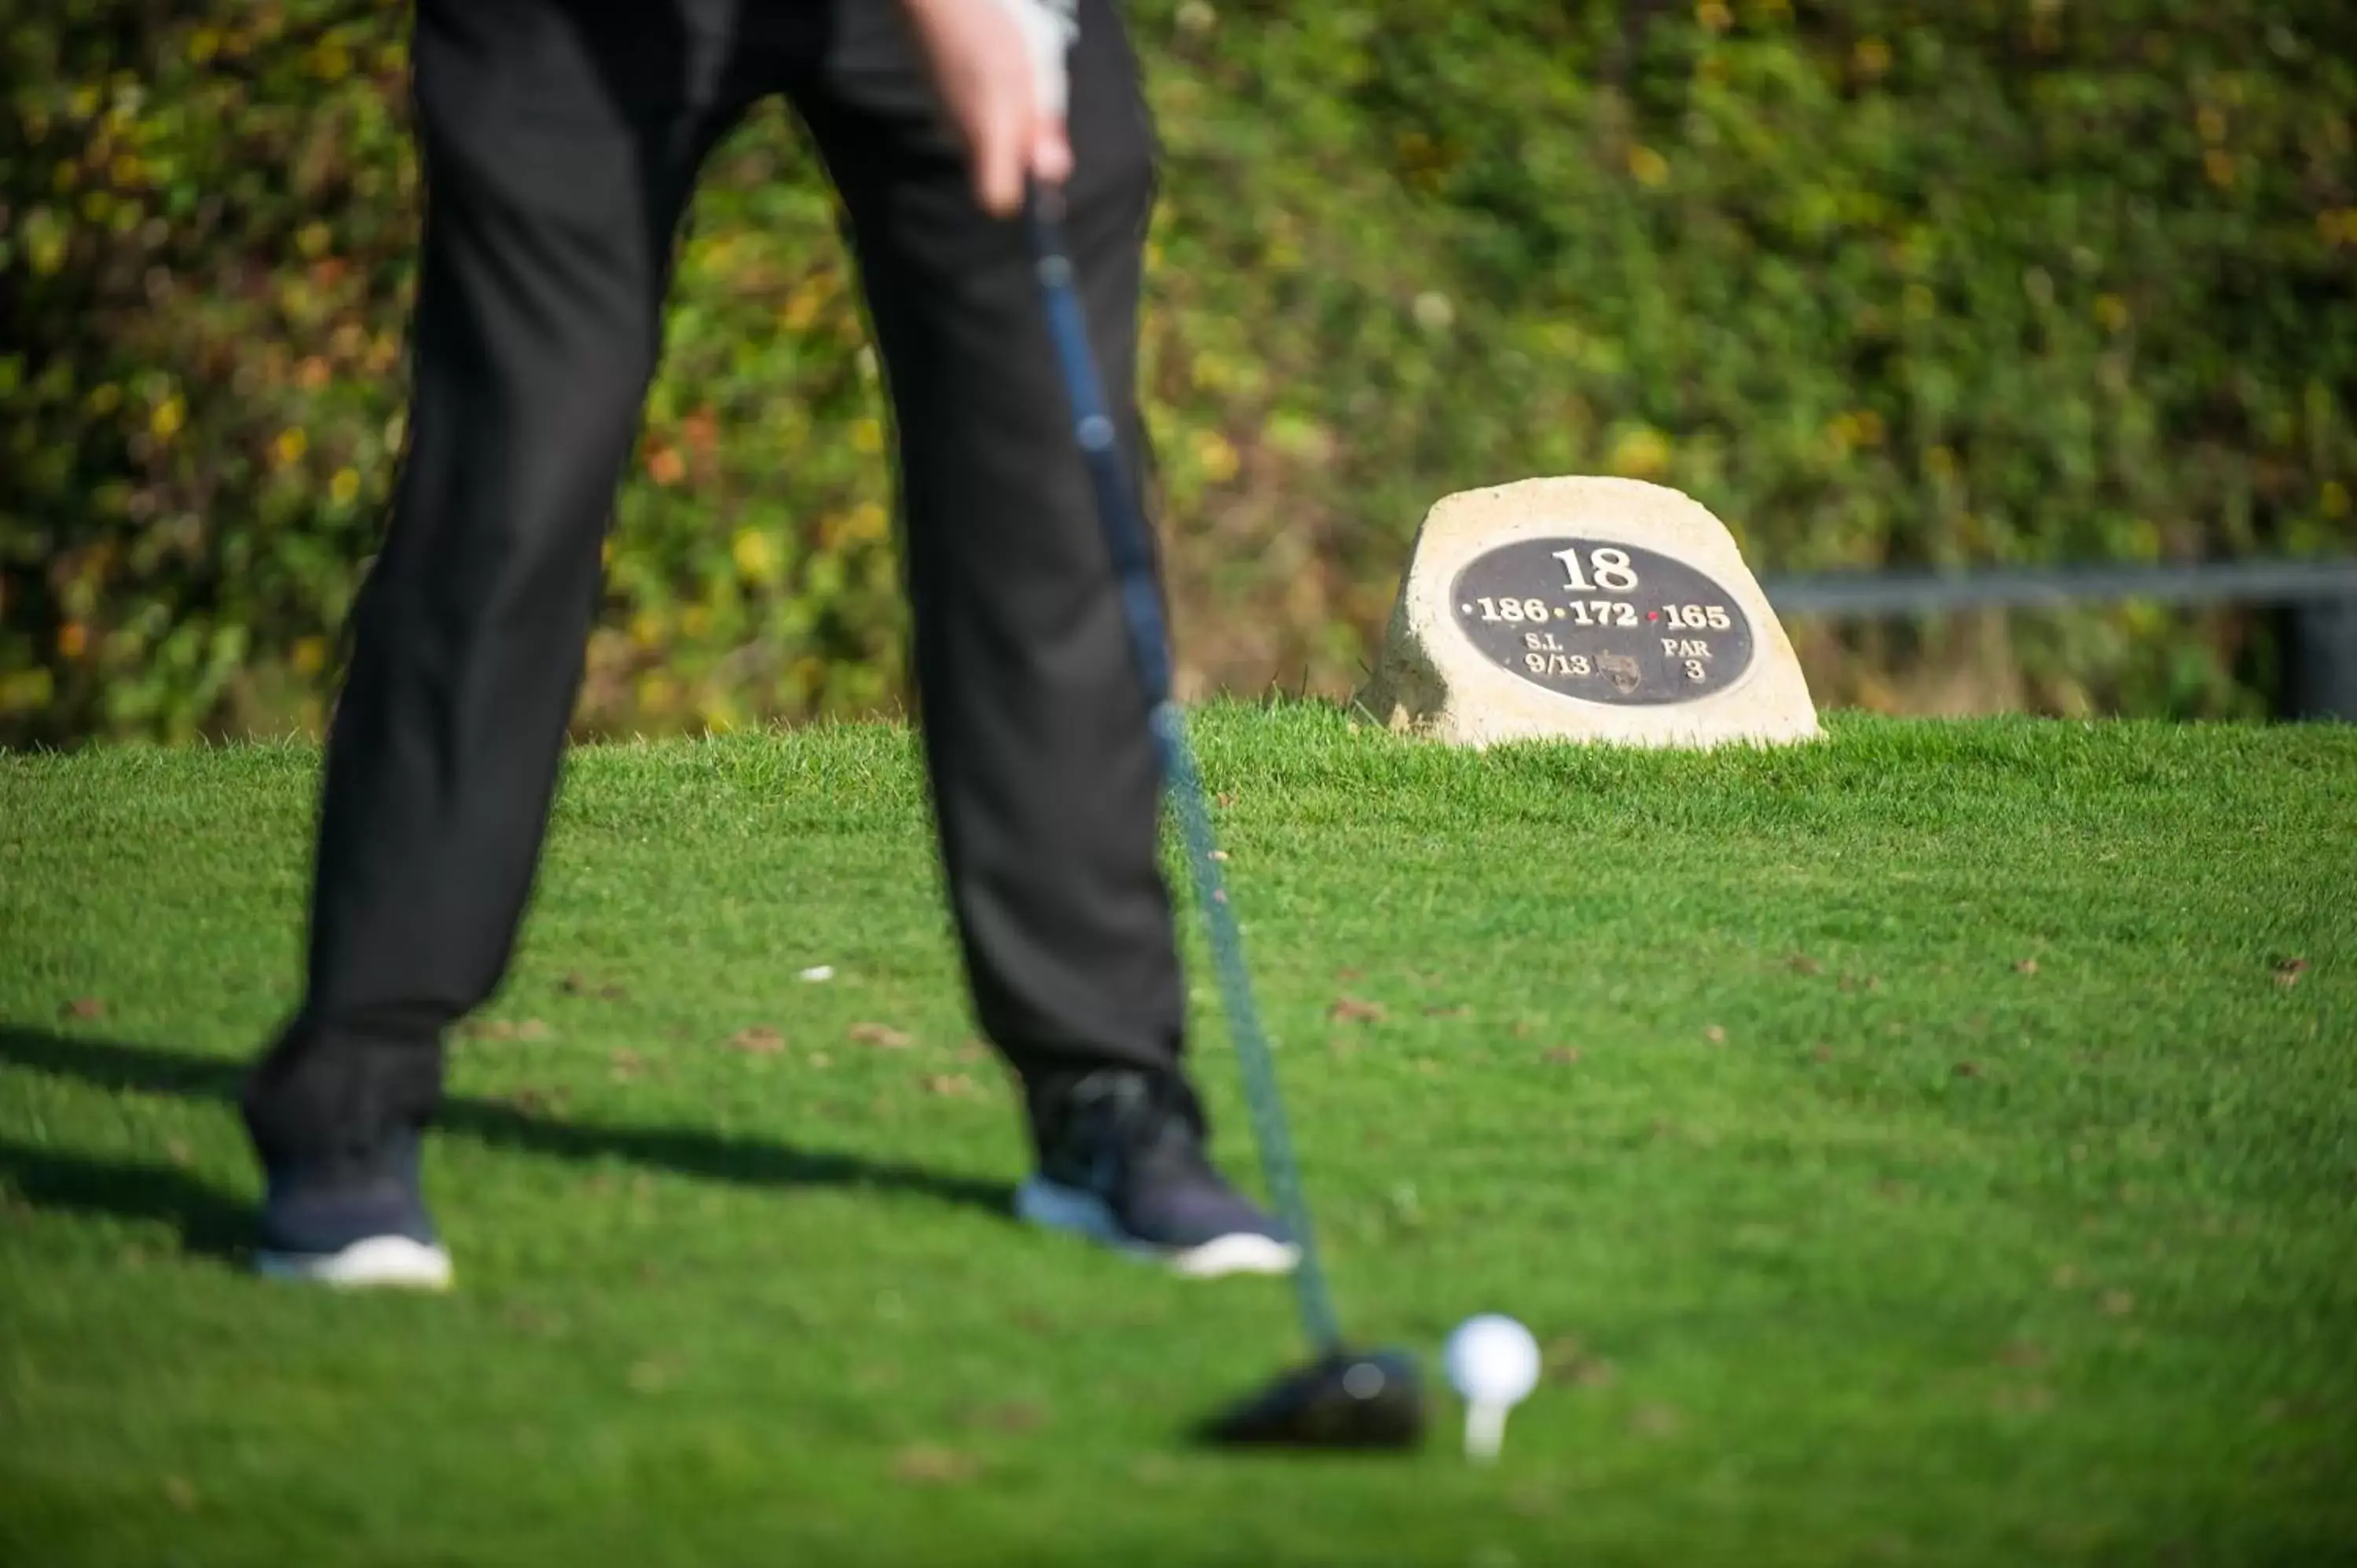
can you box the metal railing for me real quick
[1758,559,2357,720]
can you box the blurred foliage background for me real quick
[3,0,2354,746]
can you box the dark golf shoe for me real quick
[254,1135,453,1289]
[1016,1069,1299,1278]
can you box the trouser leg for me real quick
[791,0,1186,1096]
[245,6,738,1167]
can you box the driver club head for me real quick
[1198,1347,1427,1452]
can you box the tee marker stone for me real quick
[1356,476,1819,749]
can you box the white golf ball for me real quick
[1443,1314,1541,1405]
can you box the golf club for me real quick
[1024,180,1425,1453]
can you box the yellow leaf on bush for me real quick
[851,416,884,456]
[1609,427,1672,478]
[0,669,55,714]
[783,278,830,331]
[732,529,779,583]
[272,428,308,468]
[1195,430,1240,483]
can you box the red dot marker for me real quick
[1647,611,1659,621]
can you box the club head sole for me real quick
[1199,1347,1426,1452]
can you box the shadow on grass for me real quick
[0,1026,1014,1226]
[0,1138,251,1261]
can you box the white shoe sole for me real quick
[1015,1177,1299,1278]
[255,1236,454,1290]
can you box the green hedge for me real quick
[5,0,2354,744]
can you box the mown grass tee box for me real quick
[2,709,2354,1566]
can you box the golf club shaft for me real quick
[1025,182,1343,1355]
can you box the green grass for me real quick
[3,708,2354,1567]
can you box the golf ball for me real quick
[1443,1314,1541,1405]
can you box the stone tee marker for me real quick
[1356,476,1819,749]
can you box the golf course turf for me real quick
[3,706,2352,1566]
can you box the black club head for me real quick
[1198,1348,1426,1452]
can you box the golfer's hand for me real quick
[899,0,1075,217]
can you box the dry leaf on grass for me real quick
[849,1022,913,1050]
[1543,1336,1618,1391]
[2274,957,2308,987]
[1953,1061,1983,1078]
[2014,958,2040,975]
[922,1073,979,1097]
[1787,953,1823,975]
[628,1356,682,1394]
[1704,1024,1728,1044]
[1542,1046,1582,1065]
[968,1401,1044,1433]
[1630,1403,1681,1438]
[891,1445,981,1484]
[63,996,107,1020]
[727,1026,785,1054]
[463,1018,551,1042]
[1327,996,1386,1024]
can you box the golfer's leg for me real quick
[790,1,1181,1086]
[243,16,722,1172]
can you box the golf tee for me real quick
[1464,1399,1509,1461]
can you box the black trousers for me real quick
[244,0,1186,1169]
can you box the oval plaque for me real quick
[1449,538,1756,706]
